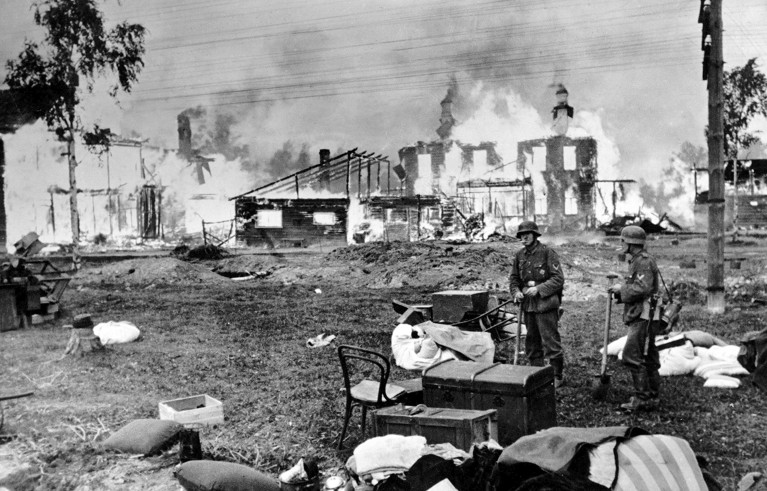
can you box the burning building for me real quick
[232,149,399,247]
[0,90,250,250]
[517,135,599,232]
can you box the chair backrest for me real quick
[338,345,393,405]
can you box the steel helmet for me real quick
[516,220,541,238]
[620,225,646,245]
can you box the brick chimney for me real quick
[437,93,456,140]
[177,113,192,160]
[318,149,331,191]
[551,85,573,136]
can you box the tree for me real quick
[5,0,145,245]
[723,58,767,161]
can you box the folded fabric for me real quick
[659,342,701,377]
[703,375,741,388]
[354,435,428,476]
[497,426,645,473]
[391,324,456,370]
[693,360,750,379]
[588,440,619,488]
[614,435,708,491]
[706,344,741,361]
[420,322,495,363]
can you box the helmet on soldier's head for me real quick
[620,225,646,245]
[516,220,541,238]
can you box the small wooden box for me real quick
[158,394,224,427]
[372,405,497,451]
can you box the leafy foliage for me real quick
[5,0,147,138]
[722,58,767,158]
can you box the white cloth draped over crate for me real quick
[391,323,496,370]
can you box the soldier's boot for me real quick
[621,371,652,412]
[550,357,566,388]
[529,357,545,367]
[647,370,661,400]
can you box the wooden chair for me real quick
[337,345,421,450]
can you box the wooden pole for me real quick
[295,175,300,199]
[733,158,739,240]
[346,151,352,198]
[357,156,362,199]
[707,0,725,313]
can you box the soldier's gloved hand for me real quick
[608,284,621,294]
[524,286,539,297]
[513,291,524,302]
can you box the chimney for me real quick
[318,149,331,191]
[551,85,573,136]
[437,92,456,140]
[177,113,192,160]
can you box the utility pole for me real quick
[701,0,725,313]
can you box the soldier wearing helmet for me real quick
[509,221,566,387]
[608,225,661,412]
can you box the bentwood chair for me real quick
[337,345,420,449]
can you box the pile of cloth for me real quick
[602,329,749,388]
[391,322,496,371]
[345,434,503,491]
[493,426,719,491]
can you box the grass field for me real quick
[1,236,766,490]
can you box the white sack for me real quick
[703,375,741,388]
[693,360,749,379]
[93,321,141,345]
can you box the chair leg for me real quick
[360,406,368,439]
[337,398,354,450]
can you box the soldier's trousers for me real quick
[623,319,662,399]
[524,309,563,364]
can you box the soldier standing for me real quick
[608,225,661,411]
[509,221,566,387]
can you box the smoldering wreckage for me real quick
[2,90,767,491]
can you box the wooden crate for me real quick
[372,405,497,451]
[431,290,489,323]
[158,394,224,426]
[422,360,556,445]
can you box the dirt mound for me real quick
[79,257,228,285]
[328,242,515,268]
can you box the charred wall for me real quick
[362,195,446,242]
[235,197,349,248]
[518,135,597,232]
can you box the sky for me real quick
[2,0,767,190]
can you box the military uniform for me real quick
[615,250,662,402]
[509,241,565,373]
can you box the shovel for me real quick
[592,274,618,400]
[513,301,523,365]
